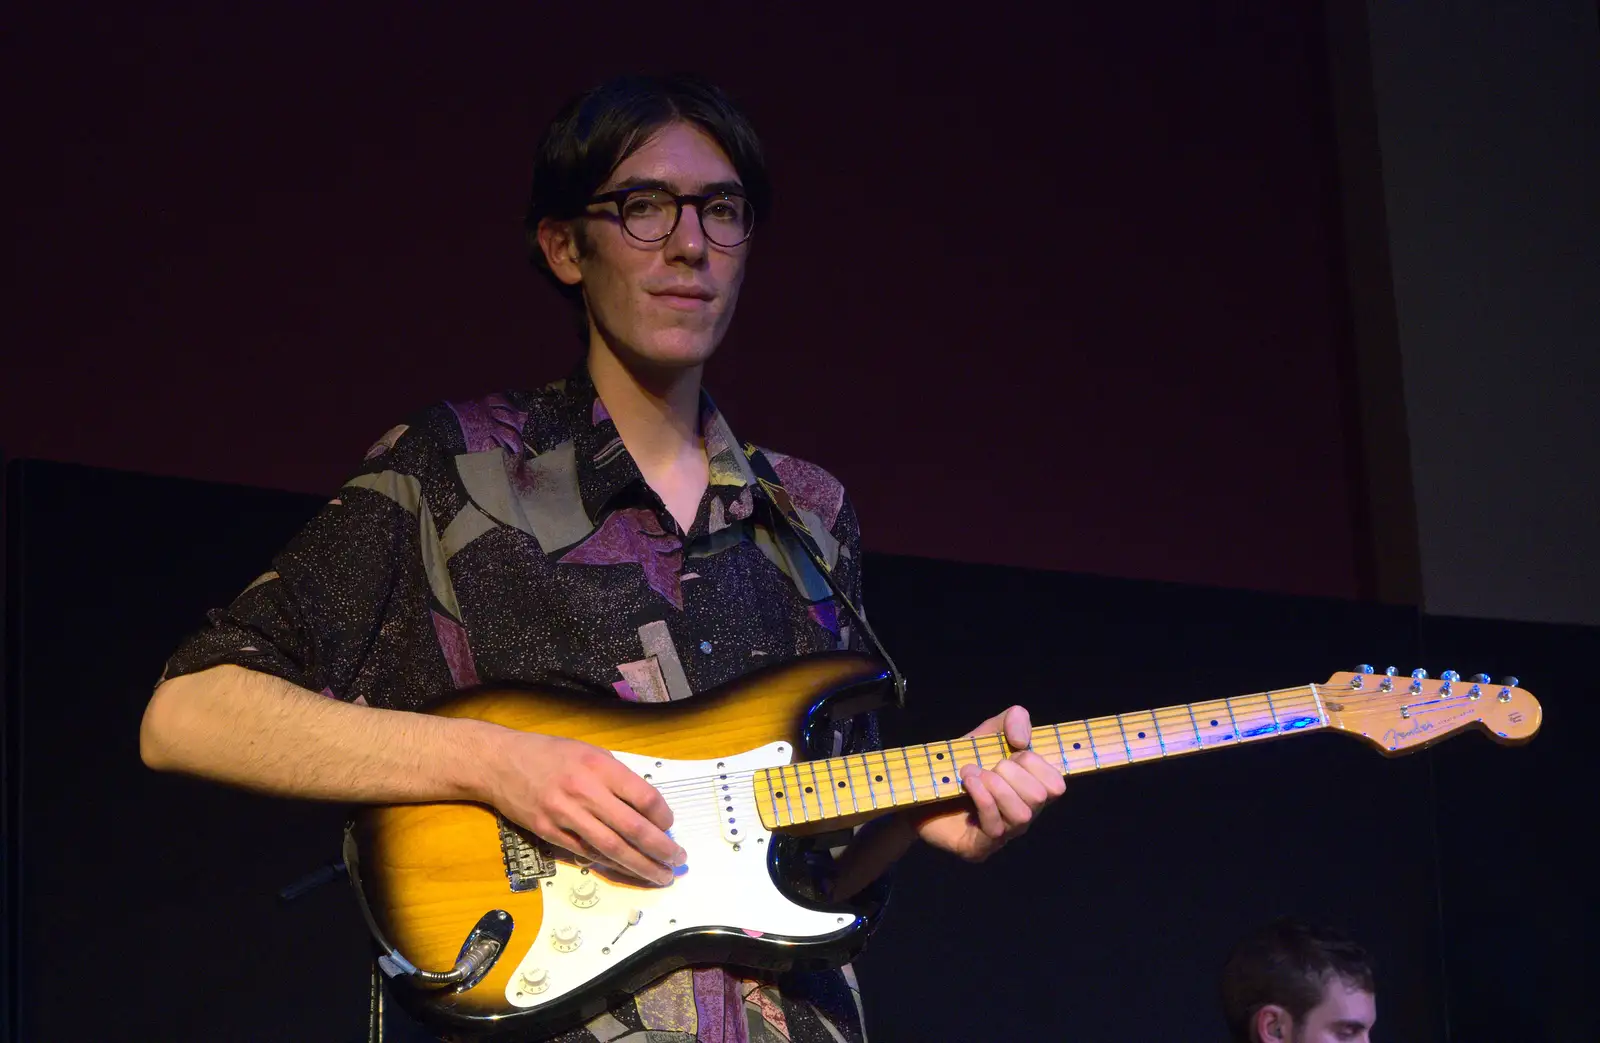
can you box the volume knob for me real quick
[551,924,581,953]
[570,877,600,908]
[517,966,549,994]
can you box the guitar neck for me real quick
[754,684,1329,830]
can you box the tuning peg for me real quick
[1440,670,1460,682]
[1385,666,1398,675]
[1380,666,1396,692]
[1471,673,1491,684]
[1355,663,1375,675]
[1498,676,1519,688]
[1411,668,1428,679]
[1409,668,1426,694]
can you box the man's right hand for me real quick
[484,731,684,886]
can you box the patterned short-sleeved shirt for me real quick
[164,362,882,1043]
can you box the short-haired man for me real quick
[1221,918,1377,1043]
[142,73,1065,1042]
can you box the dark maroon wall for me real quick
[2,2,1360,598]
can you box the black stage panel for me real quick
[4,459,1587,1041]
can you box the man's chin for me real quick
[615,334,720,372]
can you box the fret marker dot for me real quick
[942,776,950,784]
[804,786,813,793]
[775,791,784,798]
[936,752,945,760]
[1137,732,1146,739]
[1073,743,1081,749]
[1210,720,1219,727]
[837,781,847,788]
[874,775,883,782]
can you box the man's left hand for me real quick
[906,705,1065,862]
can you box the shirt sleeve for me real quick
[160,419,457,710]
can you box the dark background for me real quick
[3,1,1595,1040]
[2,1,1362,598]
[7,460,1592,1042]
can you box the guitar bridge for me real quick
[497,816,558,892]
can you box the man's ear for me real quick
[535,217,584,287]
[1254,1004,1293,1043]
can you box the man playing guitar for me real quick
[141,73,1064,1042]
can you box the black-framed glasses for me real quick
[586,188,755,248]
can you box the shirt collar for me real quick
[562,360,757,529]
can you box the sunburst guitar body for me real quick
[345,655,1541,1041]
[345,652,893,1041]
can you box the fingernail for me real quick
[674,847,688,865]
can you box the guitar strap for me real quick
[743,443,907,708]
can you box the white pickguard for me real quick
[503,741,853,1009]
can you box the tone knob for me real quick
[517,966,549,994]
[551,924,582,953]
[570,877,599,908]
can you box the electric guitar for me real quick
[344,653,1540,1040]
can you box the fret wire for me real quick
[785,763,803,824]
[808,760,825,823]
[922,743,940,798]
[880,749,899,807]
[1050,723,1070,771]
[1223,697,1242,744]
[1264,689,1280,729]
[1113,713,1134,764]
[944,739,961,790]
[861,751,879,810]
[845,754,860,814]
[900,745,919,803]
[823,757,842,817]
[1149,709,1167,756]
[1184,702,1204,750]
[790,761,806,819]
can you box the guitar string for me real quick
[652,709,1331,829]
[636,683,1492,826]
[566,687,1497,851]
[635,687,1331,802]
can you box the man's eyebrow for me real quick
[601,176,746,196]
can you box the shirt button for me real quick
[699,641,713,654]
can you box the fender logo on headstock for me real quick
[1382,719,1434,746]
[1509,711,1526,724]
[1382,709,1472,749]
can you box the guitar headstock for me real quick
[1321,667,1541,755]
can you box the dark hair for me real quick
[1220,918,1375,1043]
[522,73,772,325]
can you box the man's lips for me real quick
[648,287,715,310]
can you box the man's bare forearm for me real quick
[140,664,505,805]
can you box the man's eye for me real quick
[623,198,666,217]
